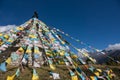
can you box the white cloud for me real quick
[0,25,16,32]
[106,43,120,51]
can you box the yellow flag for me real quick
[72,55,77,58]
[110,69,113,73]
[94,72,100,77]
[50,64,56,70]
[29,34,36,38]
[73,61,78,67]
[18,47,24,53]
[46,52,52,56]
[96,69,102,73]
[4,35,9,39]
[107,71,110,75]
[26,49,32,53]
[32,74,39,80]
[83,53,88,57]
[90,76,95,80]
[34,47,40,54]
[59,61,65,65]
[71,75,78,80]
[7,74,15,80]
[6,57,12,65]
[61,41,65,44]
[39,29,42,32]
[60,50,64,56]
[16,27,23,30]
[26,47,32,53]
[8,39,13,42]
[0,42,3,45]
[0,33,3,36]
[50,38,55,42]
[34,50,39,54]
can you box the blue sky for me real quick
[0,0,120,50]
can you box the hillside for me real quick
[0,65,119,80]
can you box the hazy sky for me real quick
[0,0,120,50]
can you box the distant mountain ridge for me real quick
[89,49,120,65]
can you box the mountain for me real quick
[103,49,120,65]
[89,49,120,65]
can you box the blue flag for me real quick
[0,62,7,72]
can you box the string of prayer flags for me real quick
[54,27,120,63]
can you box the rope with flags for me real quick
[52,27,120,64]
[50,28,115,80]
